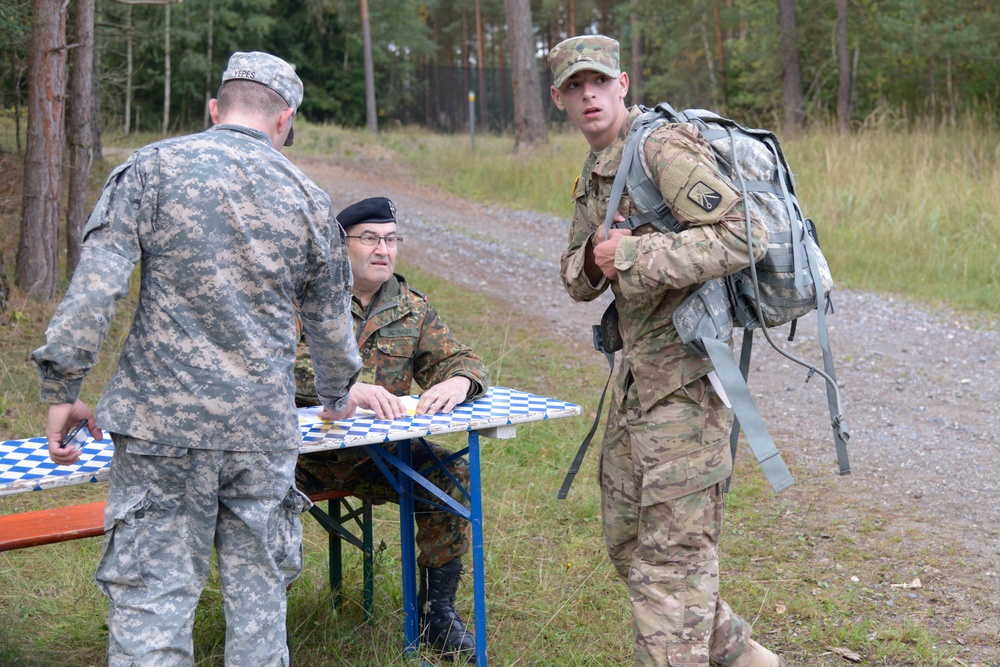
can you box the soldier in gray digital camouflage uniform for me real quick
[294,197,489,662]
[31,51,362,667]
[547,35,784,667]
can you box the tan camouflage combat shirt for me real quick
[32,124,362,452]
[561,106,769,413]
[296,273,489,405]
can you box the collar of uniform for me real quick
[590,105,642,179]
[209,123,274,146]
[354,273,412,322]
[354,273,417,349]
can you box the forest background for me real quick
[2,0,999,140]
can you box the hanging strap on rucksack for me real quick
[671,278,795,493]
[722,125,851,475]
[557,302,619,499]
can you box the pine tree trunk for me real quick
[91,16,103,161]
[0,249,10,314]
[162,2,171,135]
[475,0,487,130]
[15,0,67,299]
[504,0,547,151]
[361,0,378,134]
[630,0,643,107]
[203,0,214,129]
[836,0,851,134]
[125,4,132,133]
[777,0,805,132]
[66,0,95,277]
[714,3,728,113]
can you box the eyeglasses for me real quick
[345,233,403,248]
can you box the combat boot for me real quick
[729,638,784,667]
[418,558,476,662]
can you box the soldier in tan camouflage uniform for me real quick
[32,51,362,666]
[294,196,489,662]
[548,36,784,667]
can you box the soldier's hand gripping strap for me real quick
[673,279,794,493]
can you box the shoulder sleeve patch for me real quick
[687,181,723,212]
[669,163,739,226]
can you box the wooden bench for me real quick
[0,489,375,616]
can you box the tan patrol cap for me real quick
[547,35,621,90]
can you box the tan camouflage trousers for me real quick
[98,435,306,667]
[296,438,471,568]
[601,374,754,667]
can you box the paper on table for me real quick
[354,395,420,418]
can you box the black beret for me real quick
[337,197,397,228]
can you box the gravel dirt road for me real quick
[297,154,1000,665]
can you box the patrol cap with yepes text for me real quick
[337,197,397,229]
[548,35,621,90]
[222,51,303,112]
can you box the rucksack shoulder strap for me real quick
[605,106,685,239]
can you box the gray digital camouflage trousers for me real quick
[295,438,470,569]
[98,434,308,667]
[601,374,754,667]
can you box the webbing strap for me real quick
[604,112,655,238]
[741,180,783,195]
[557,348,616,499]
[764,135,807,293]
[603,122,644,240]
[803,234,851,474]
[618,207,667,231]
[702,336,794,493]
[724,328,755,492]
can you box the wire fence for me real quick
[0,64,574,157]
[394,65,567,134]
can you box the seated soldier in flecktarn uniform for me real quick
[295,196,490,662]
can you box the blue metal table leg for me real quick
[397,439,420,656]
[467,430,488,667]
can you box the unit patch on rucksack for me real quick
[559,102,850,499]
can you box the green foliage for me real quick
[624,0,1000,129]
[0,0,30,50]
[8,0,1000,136]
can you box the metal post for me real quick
[468,91,476,151]
[468,429,488,666]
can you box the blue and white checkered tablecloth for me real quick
[0,387,581,496]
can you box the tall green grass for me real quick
[790,118,999,312]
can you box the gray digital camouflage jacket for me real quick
[31,124,362,452]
